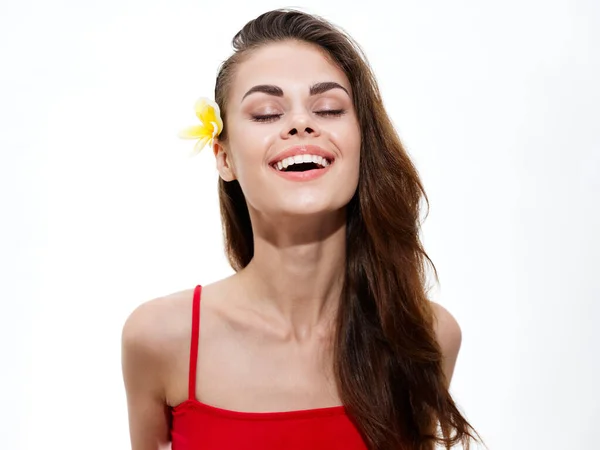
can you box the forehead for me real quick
[229,40,351,102]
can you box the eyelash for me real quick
[251,109,347,123]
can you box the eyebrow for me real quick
[241,81,350,102]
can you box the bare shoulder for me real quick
[120,288,198,403]
[120,290,196,448]
[430,301,462,349]
[430,301,462,384]
[121,289,195,368]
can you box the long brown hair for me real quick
[212,8,483,450]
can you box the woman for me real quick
[121,8,483,450]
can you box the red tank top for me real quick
[170,285,368,449]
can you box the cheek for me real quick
[227,126,273,182]
[338,120,361,191]
[330,119,361,162]
[230,116,277,153]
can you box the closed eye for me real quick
[251,114,282,123]
[251,109,347,123]
[315,109,346,117]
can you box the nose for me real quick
[281,111,321,139]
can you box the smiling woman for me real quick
[121,8,484,450]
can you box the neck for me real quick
[236,211,346,343]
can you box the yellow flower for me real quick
[178,97,223,156]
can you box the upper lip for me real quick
[268,145,336,166]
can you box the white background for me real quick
[1,0,598,449]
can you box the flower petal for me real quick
[191,135,211,156]
[195,97,223,137]
[178,125,206,139]
[194,97,212,119]
[210,122,219,139]
[180,97,223,157]
[212,104,223,135]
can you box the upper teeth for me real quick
[273,154,331,171]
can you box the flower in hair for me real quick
[178,97,223,156]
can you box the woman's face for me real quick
[215,40,361,220]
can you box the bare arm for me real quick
[121,300,172,450]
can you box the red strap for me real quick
[188,285,202,400]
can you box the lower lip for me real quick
[270,162,334,181]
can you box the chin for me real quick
[271,199,348,218]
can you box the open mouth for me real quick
[271,156,333,172]
[279,162,324,172]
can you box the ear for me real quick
[212,138,236,182]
